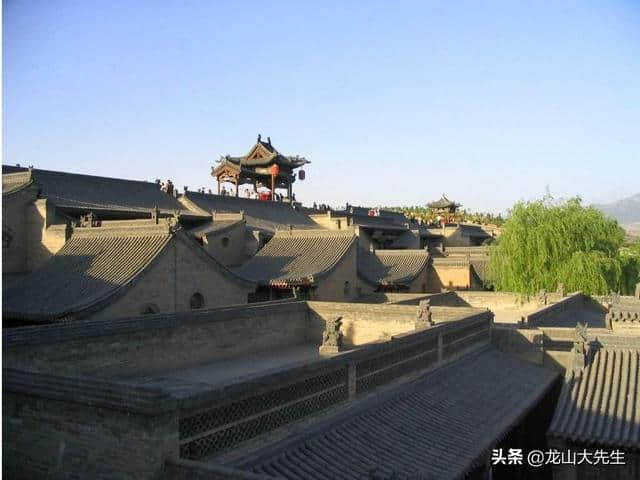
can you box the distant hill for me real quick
[594,193,640,234]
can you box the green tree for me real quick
[486,197,638,295]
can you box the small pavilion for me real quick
[427,194,461,214]
[211,135,310,200]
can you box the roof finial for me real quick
[257,134,261,143]
[267,136,271,145]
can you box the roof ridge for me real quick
[71,222,174,238]
[273,229,355,238]
[27,167,163,186]
[374,249,429,255]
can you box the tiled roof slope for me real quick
[460,223,491,239]
[181,192,318,234]
[188,219,244,238]
[428,194,460,209]
[233,348,558,479]
[3,223,253,322]
[2,167,195,215]
[549,346,640,449]
[358,249,429,286]
[235,230,357,286]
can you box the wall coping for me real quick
[307,300,483,315]
[3,368,177,416]
[525,292,584,326]
[3,299,306,348]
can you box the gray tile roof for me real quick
[428,194,460,209]
[3,167,196,216]
[234,230,357,286]
[548,346,640,449]
[358,249,429,287]
[3,224,172,322]
[3,223,253,322]
[459,224,491,239]
[231,348,558,479]
[188,219,244,238]
[2,165,28,174]
[182,192,319,234]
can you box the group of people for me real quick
[312,202,332,211]
[218,185,296,203]
[156,179,175,196]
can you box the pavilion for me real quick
[211,135,310,200]
[427,194,461,214]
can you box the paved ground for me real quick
[122,344,321,396]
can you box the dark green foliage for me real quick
[385,206,505,226]
[486,197,639,295]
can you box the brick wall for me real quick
[2,187,34,273]
[429,263,471,290]
[307,301,483,347]
[205,222,247,267]
[4,301,310,378]
[3,373,178,480]
[312,241,359,302]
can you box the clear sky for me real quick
[3,1,640,213]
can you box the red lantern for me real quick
[270,164,280,176]
[298,169,305,181]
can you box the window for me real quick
[190,292,205,310]
[221,237,230,248]
[141,303,159,315]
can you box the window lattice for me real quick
[356,338,438,378]
[356,349,438,394]
[180,383,348,459]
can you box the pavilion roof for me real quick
[427,194,461,209]
[234,229,357,286]
[216,139,310,171]
[231,348,558,479]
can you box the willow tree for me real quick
[486,197,637,295]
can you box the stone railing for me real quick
[606,308,640,331]
[177,311,493,461]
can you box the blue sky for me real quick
[3,1,639,213]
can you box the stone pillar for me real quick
[635,282,640,300]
